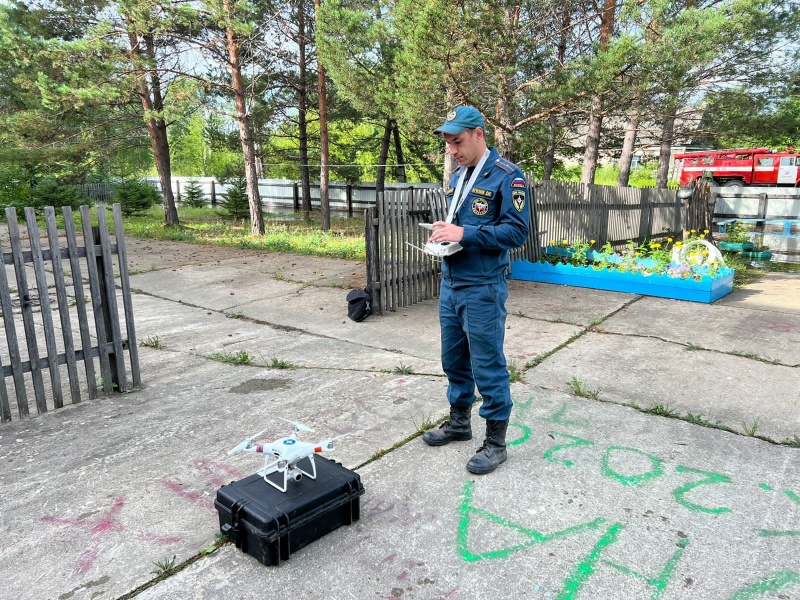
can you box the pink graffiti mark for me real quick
[440,589,458,599]
[362,499,396,519]
[194,459,246,488]
[160,479,214,510]
[41,496,180,574]
[161,458,247,511]
[767,321,796,333]
[381,553,397,565]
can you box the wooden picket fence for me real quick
[366,180,710,314]
[365,185,538,315]
[534,181,684,250]
[0,204,139,423]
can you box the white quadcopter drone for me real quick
[228,419,348,492]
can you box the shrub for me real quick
[220,176,250,220]
[114,179,161,216]
[180,179,206,208]
[3,178,86,220]
[0,168,32,219]
[32,178,86,210]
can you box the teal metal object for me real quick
[509,260,734,303]
[718,241,754,252]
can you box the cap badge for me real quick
[446,110,457,121]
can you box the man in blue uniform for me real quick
[421,105,530,475]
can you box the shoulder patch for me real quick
[494,158,515,174]
[511,177,526,188]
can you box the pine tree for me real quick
[220,176,249,220]
[181,179,206,208]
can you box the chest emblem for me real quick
[512,189,525,212]
[472,198,489,216]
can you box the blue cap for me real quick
[435,106,485,135]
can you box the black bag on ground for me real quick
[346,288,371,322]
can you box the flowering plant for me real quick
[725,220,751,244]
[542,230,725,280]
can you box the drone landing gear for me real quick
[260,454,318,493]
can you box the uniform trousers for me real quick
[439,279,512,421]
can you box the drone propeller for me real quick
[227,427,269,455]
[319,433,350,451]
[279,417,315,433]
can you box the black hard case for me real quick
[215,456,364,565]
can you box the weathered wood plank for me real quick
[44,208,81,405]
[0,351,10,422]
[0,233,28,418]
[97,208,127,391]
[62,207,98,399]
[112,204,140,388]
[5,208,47,414]
[80,206,113,394]
[24,208,63,410]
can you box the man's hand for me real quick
[427,221,464,244]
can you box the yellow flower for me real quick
[562,239,568,245]
[550,239,554,244]
[691,229,696,233]
[667,237,673,242]
[590,239,596,244]
[703,229,709,234]
[651,243,661,249]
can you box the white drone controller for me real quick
[419,223,463,257]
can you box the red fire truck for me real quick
[674,147,800,187]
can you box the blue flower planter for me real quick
[509,259,734,303]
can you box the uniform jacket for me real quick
[442,147,530,287]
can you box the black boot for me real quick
[422,406,473,446]
[466,420,508,474]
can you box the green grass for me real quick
[722,252,767,289]
[685,413,711,426]
[645,404,679,418]
[567,376,600,400]
[781,435,800,448]
[269,357,294,369]
[508,360,524,383]
[741,416,762,437]
[412,413,439,433]
[139,335,163,349]
[152,555,177,575]
[393,362,414,375]
[120,205,366,260]
[209,350,253,365]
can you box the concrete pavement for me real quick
[0,238,798,600]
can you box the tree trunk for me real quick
[376,115,392,196]
[581,95,604,184]
[125,27,179,227]
[392,119,406,183]
[543,113,558,181]
[493,6,518,161]
[443,151,457,189]
[224,0,264,235]
[297,0,311,219]
[315,0,330,232]
[617,107,640,187]
[580,0,616,185]
[656,109,676,189]
[543,9,571,182]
